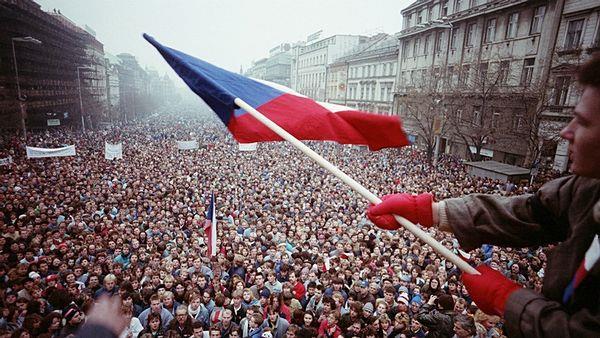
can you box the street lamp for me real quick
[77,66,93,132]
[11,36,42,139]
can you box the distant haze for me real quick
[36,0,411,86]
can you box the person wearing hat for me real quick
[396,292,410,315]
[353,280,375,307]
[60,303,84,337]
[361,302,374,323]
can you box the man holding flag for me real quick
[368,56,600,337]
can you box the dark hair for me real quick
[147,312,162,328]
[192,321,204,330]
[296,327,317,338]
[41,312,62,334]
[578,55,600,88]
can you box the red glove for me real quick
[367,193,434,230]
[461,265,521,316]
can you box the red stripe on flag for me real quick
[228,94,408,150]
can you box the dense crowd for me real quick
[0,111,563,338]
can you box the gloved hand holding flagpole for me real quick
[143,33,479,276]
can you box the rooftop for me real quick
[465,160,530,176]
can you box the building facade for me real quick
[295,34,368,101]
[339,34,399,114]
[394,0,564,166]
[105,53,121,122]
[0,0,88,130]
[117,53,144,122]
[265,43,292,87]
[289,42,305,90]
[245,58,267,80]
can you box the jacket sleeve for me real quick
[440,176,576,251]
[504,288,600,338]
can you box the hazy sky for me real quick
[37,0,412,84]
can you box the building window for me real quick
[460,64,470,85]
[473,107,482,126]
[499,60,510,85]
[451,28,458,49]
[442,1,449,17]
[513,114,523,130]
[466,23,476,46]
[479,62,489,80]
[521,58,535,86]
[447,65,455,84]
[506,12,519,39]
[418,10,423,24]
[413,39,420,57]
[454,109,462,121]
[565,19,585,50]
[424,35,430,55]
[436,32,444,53]
[454,0,462,13]
[553,76,571,106]
[491,112,500,128]
[530,6,546,34]
[428,7,433,21]
[485,18,497,43]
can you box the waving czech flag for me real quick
[144,34,409,151]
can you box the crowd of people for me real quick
[0,111,563,338]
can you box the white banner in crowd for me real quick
[0,156,13,166]
[105,142,123,160]
[176,140,199,150]
[47,119,61,126]
[238,143,258,151]
[26,145,76,159]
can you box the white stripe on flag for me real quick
[584,235,600,270]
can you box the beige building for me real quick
[327,34,399,114]
[394,0,566,166]
[295,33,367,101]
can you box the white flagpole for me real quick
[234,98,479,275]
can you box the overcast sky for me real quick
[37,0,412,85]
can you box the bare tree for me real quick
[401,72,448,164]
[444,61,536,163]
